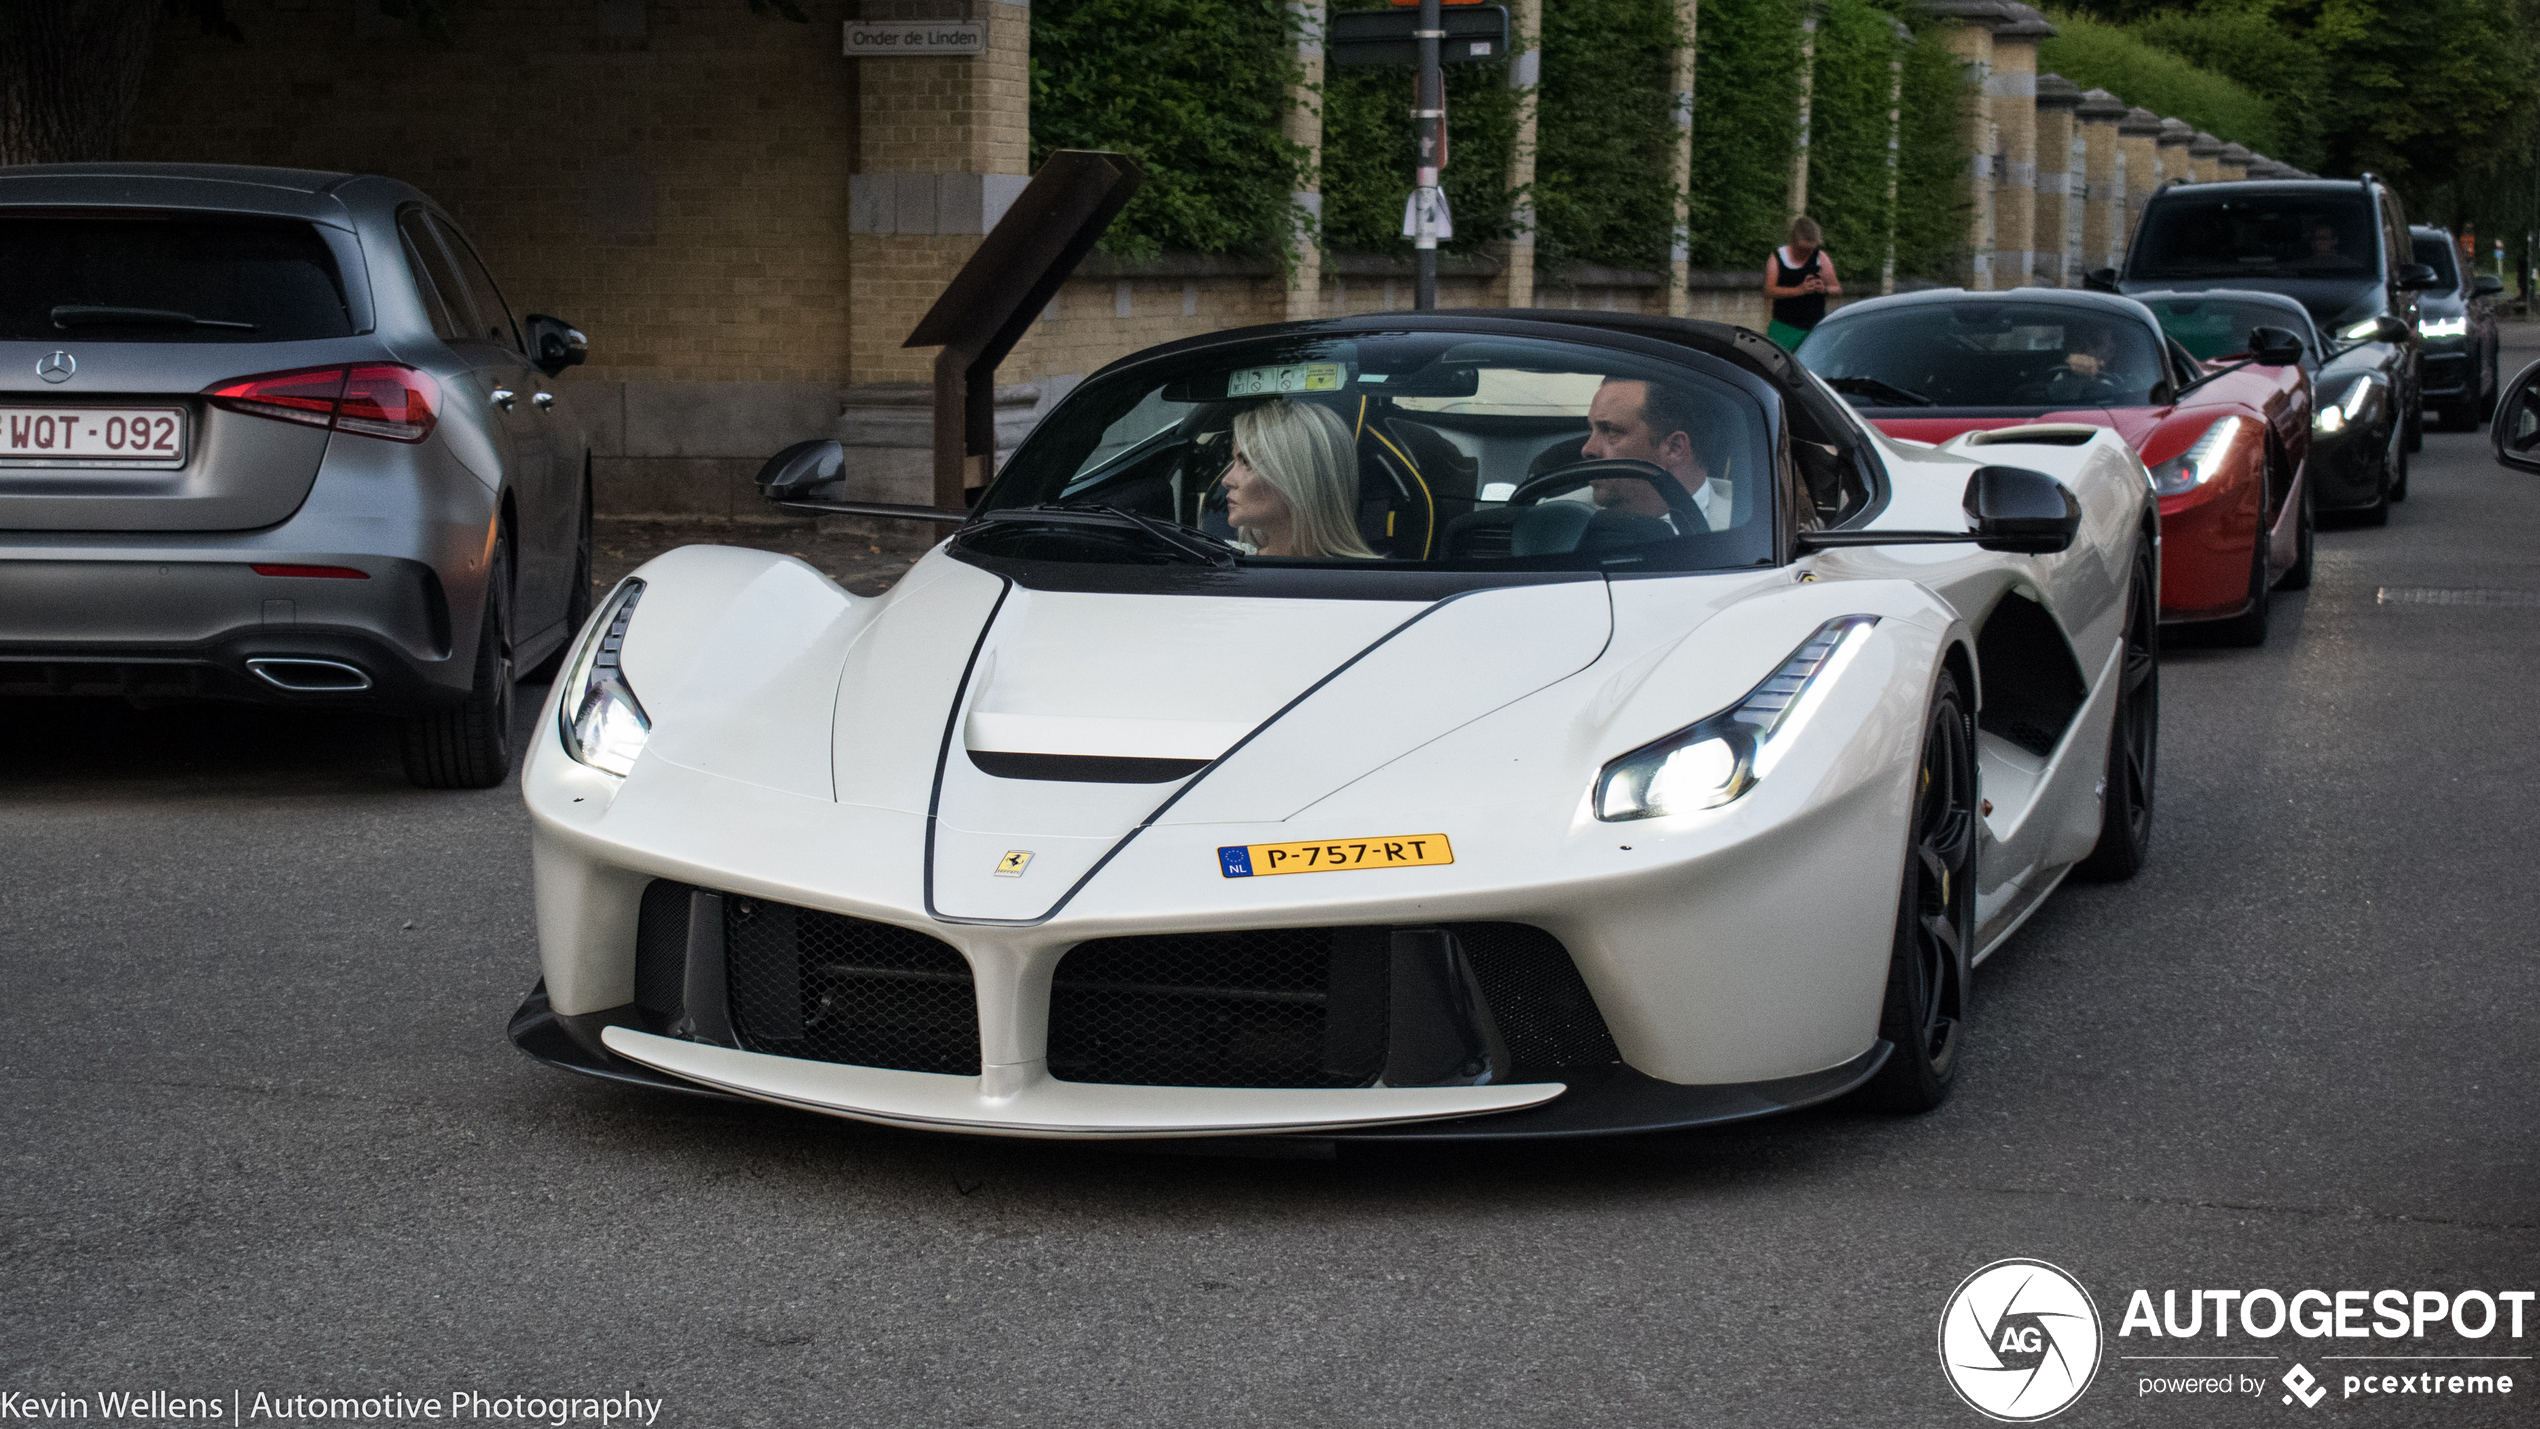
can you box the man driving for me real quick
[1579,378,1720,531]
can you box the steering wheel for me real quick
[1506,458,1706,526]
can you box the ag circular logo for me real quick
[1938,1258,2103,1421]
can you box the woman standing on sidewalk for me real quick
[1765,216,1841,350]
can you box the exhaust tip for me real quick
[246,657,373,693]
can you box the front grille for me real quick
[1047,923,1617,1088]
[631,878,694,1028]
[723,896,981,1075]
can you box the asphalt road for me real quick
[5,338,2537,1429]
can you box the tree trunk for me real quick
[0,1,167,167]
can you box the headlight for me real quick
[2420,315,2468,339]
[2340,318,2383,342]
[559,579,651,776]
[2313,375,2378,434]
[2147,416,2244,495]
[1594,616,1878,822]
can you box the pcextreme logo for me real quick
[1940,1259,2105,1421]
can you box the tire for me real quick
[2404,402,2422,454]
[2354,419,2396,527]
[2439,399,2478,433]
[402,538,515,789]
[1857,666,1974,1113]
[528,467,595,682]
[2276,480,2314,591]
[2389,416,2411,501]
[2078,541,2159,881]
[2210,517,2272,647]
[2480,349,2500,422]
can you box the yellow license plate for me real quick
[1217,834,1453,878]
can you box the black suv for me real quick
[2092,177,2442,495]
[2409,224,2504,430]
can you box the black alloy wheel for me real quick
[402,535,515,789]
[2212,515,2272,647]
[2355,419,2396,527]
[2405,401,2423,454]
[1859,667,1974,1113]
[2079,540,2159,881]
[2277,478,2314,591]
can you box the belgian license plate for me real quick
[0,407,187,464]
[1218,834,1454,878]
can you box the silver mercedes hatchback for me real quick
[0,163,591,787]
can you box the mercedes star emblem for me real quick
[36,351,75,383]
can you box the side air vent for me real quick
[1973,590,2088,756]
[724,898,982,1075]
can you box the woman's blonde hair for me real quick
[1230,400,1377,558]
[1789,215,1823,247]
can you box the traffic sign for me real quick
[1330,5,1509,68]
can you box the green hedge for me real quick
[2127,7,2324,171]
[1890,7,1973,280]
[1680,0,1802,271]
[2036,13,2283,155]
[1536,0,1689,272]
[1030,0,1307,259]
[1319,1,1520,255]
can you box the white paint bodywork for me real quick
[522,414,2152,1138]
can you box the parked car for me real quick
[0,163,591,787]
[2134,287,2401,524]
[509,312,2160,1139]
[1798,288,2310,646]
[2092,176,2436,467]
[2410,224,2503,431]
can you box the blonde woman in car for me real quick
[1221,399,1379,559]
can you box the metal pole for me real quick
[1414,0,1442,309]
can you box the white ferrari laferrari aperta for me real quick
[510,313,2159,1141]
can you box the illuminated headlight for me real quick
[2313,376,2378,434]
[2340,318,2383,342]
[1594,616,1878,821]
[2147,416,2244,495]
[559,580,651,776]
[2420,315,2468,339]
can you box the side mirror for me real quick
[2396,263,2443,291]
[2248,325,2303,366]
[523,313,588,377]
[758,438,847,501]
[1964,465,2083,554]
[2474,273,2506,297]
[2083,267,2120,293]
[2490,359,2540,472]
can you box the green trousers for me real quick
[1767,319,1812,351]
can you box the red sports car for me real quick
[1795,289,2313,645]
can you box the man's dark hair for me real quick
[1625,378,1703,446]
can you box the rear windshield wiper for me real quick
[984,503,1239,567]
[51,305,257,332]
[1825,375,1937,407]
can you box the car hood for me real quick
[2123,275,2381,330]
[1865,407,2168,451]
[826,557,1616,921]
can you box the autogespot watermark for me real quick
[1940,1263,2535,1420]
[0,1389,664,1424]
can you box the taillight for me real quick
[205,364,439,444]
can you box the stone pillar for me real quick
[1790,0,1822,222]
[846,0,1032,387]
[2156,116,2195,190]
[2216,141,2251,183]
[1286,0,1326,320]
[1988,4,2051,287]
[1918,2,2005,289]
[1666,0,1699,317]
[2033,72,2080,287]
[2076,88,2126,275]
[1503,0,1543,308]
[1882,17,1912,295]
[2189,130,2223,184]
[2118,106,2163,265]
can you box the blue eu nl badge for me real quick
[1218,846,1255,878]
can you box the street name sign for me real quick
[1330,6,1509,68]
[843,20,986,56]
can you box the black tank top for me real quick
[1772,247,1826,330]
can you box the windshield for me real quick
[1796,301,2168,410]
[0,212,355,343]
[970,331,1775,572]
[2130,193,2378,279]
[2142,296,2311,364]
[2411,234,2461,290]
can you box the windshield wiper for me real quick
[51,305,257,332]
[1826,375,1938,407]
[986,503,1239,567]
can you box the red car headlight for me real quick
[2147,416,2245,496]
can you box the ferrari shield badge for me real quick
[994,850,1033,877]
